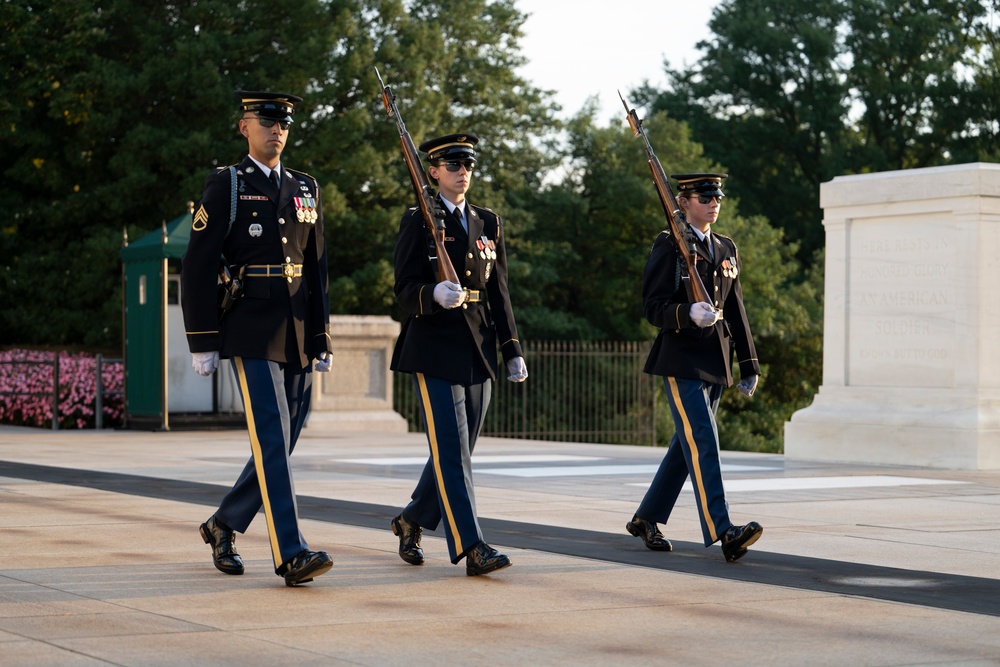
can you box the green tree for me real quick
[951,12,1000,163]
[532,106,820,450]
[647,0,999,261]
[0,0,561,349]
[307,0,562,322]
[643,0,851,259]
[842,0,994,171]
[1,0,333,348]
[524,102,722,341]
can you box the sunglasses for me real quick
[696,195,722,204]
[437,160,476,172]
[250,117,291,130]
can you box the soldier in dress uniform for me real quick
[180,90,334,586]
[388,132,528,576]
[625,173,765,562]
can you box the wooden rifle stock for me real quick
[619,91,715,309]
[376,67,460,284]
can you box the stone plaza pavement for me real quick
[0,423,998,666]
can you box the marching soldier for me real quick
[626,173,764,562]
[389,133,528,576]
[180,90,334,586]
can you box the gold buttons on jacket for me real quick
[282,237,288,244]
[465,270,471,277]
[468,252,474,259]
[279,217,286,225]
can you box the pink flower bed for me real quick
[0,349,124,429]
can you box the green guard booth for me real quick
[120,205,243,430]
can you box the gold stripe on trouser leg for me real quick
[415,373,464,555]
[667,377,718,544]
[233,357,283,568]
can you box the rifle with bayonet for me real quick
[619,91,718,315]
[375,67,461,285]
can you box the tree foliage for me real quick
[6,0,998,451]
[646,0,1000,261]
[1,0,334,347]
[0,0,560,346]
[524,105,822,449]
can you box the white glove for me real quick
[689,302,720,328]
[433,281,466,309]
[737,375,759,397]
[507,356,528,382]
[192,351,219,377]
[314,351,332,373]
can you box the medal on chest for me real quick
[721,257,738,278]
[294,197,318,223]
[477,236,497,281]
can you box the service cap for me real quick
[671,172,727,197]
[236,90,302,123]
[419,133,479,163]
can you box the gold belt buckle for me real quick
[282,263,295,279]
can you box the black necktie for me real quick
[454,205,467,233]
[269,169,280,191]
[702,235,713,260]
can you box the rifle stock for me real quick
[376,67,460,284]
[619,91,715,309]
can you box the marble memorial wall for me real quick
[784,162,1000,470]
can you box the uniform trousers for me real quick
[215,357,310,572]
[403,372,491,563]
[636,376,734,546]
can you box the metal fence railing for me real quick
[393,340,657,445]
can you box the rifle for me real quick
[375,67,461,285]
[619,91,718,315]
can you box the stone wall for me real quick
[309,315,408,432]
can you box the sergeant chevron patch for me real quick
[192,205,209,232]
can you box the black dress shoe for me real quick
[465,541,511,576]
[720,521,763,562]
[282,550,333,587]
[391,514,424,565]
[199,515,244,575]
[625,515,673,551]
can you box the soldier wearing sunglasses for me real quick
[625,172,764,563]
[389,133,527,576]
[181,90,334,586]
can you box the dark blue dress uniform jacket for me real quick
[181,156,331,369]
[390,198,523,384]
[642,229,760,385]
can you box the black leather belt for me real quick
[244,263,303,278]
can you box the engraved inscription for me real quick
[849,220,956,387]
